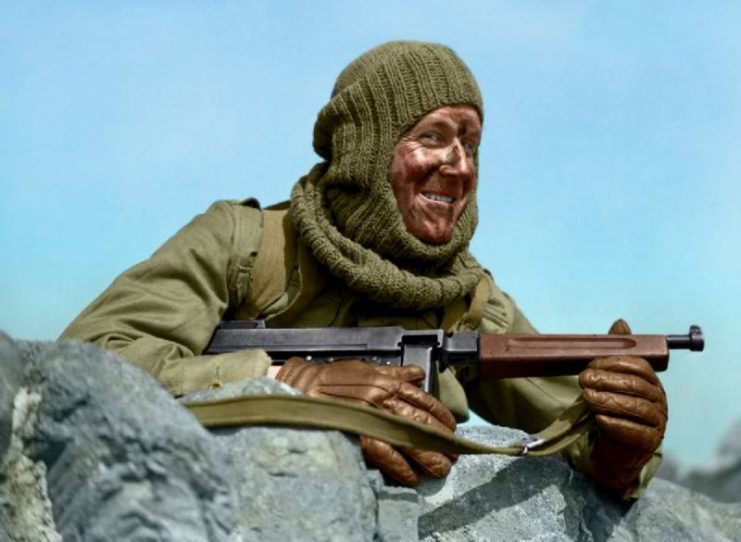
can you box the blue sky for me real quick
[2,1,739,467]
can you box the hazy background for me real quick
[2,1,739,467]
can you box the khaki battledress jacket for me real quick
[62,199,661,494]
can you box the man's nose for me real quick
[439,141,473,177]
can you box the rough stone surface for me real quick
[418,427,598,541]
[0,332,23,455]
[659,420,741,503]
[183,379,379,541]
[7,338,238,542]
[0,337,393,541]
[419,428,741,541]
[0,333,25,542]
[2,335,740,541]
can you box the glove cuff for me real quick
[588,437,650,500]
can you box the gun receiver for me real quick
[204,321,704,392]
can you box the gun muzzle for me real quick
[666,325,704,352]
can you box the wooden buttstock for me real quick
[479,334,669,379]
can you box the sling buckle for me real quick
[519,436,546,456]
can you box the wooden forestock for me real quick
[479,334,670,379]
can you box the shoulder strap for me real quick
[441,273,493,331]
[235,207,296,320]
[265,242,326,327]
[234,205,324,324]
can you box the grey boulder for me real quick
[1,335,740,541]
[659,419,741,504]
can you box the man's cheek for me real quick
[405,152,436,181]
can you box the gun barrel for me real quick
[666,325,704,352]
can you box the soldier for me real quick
[62,41,666,499]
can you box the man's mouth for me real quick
[421,192,455,204]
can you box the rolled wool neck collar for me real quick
[290,165,485,310]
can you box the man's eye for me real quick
[463,141,477,156]
[420,132,442,144]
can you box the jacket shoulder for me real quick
[478,277,529,334]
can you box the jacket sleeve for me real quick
[465,296,661,499]
[60,200,271,396]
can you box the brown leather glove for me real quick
[276,357,457,486]
[579,319,668,498]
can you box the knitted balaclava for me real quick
[291,41,486,309]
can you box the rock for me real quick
[7,340,238,542]
[183,379,381,541]
[660,420,741,503]
[417,426,601,541]
[2,336,740,541]
[0,332,24,455]
[610,479,741,540]
[0,334,53,542]
[419,428,741,541]
[0,339,401,541]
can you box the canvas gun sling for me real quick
[184,393,593,458]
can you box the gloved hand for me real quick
[276,357,457,486]
[578,319,668,498]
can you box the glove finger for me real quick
[308,383,392,408]
[360,435,420,486]
[393,382,457,431]
[585,356,661,386]
[383,394,457,433]
[304,388,384,410]
[583,389,667,428]
[282,358,389,392]
[608,319,632,335]
[315,360,392,385]
[275,357,314,390]
[595,414,664,450]
[579,368,665,403]
[401,447,453,479]
[375,364,425,386]
[382,396,456,436]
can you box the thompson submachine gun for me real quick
[204,321,704,392]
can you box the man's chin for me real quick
[411,225,454,245]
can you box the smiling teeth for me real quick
[423,193,455,204]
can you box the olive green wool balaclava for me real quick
[291,41,486,309]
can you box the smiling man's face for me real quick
[388,105,481,245]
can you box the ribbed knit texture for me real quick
[291,41,486,309]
